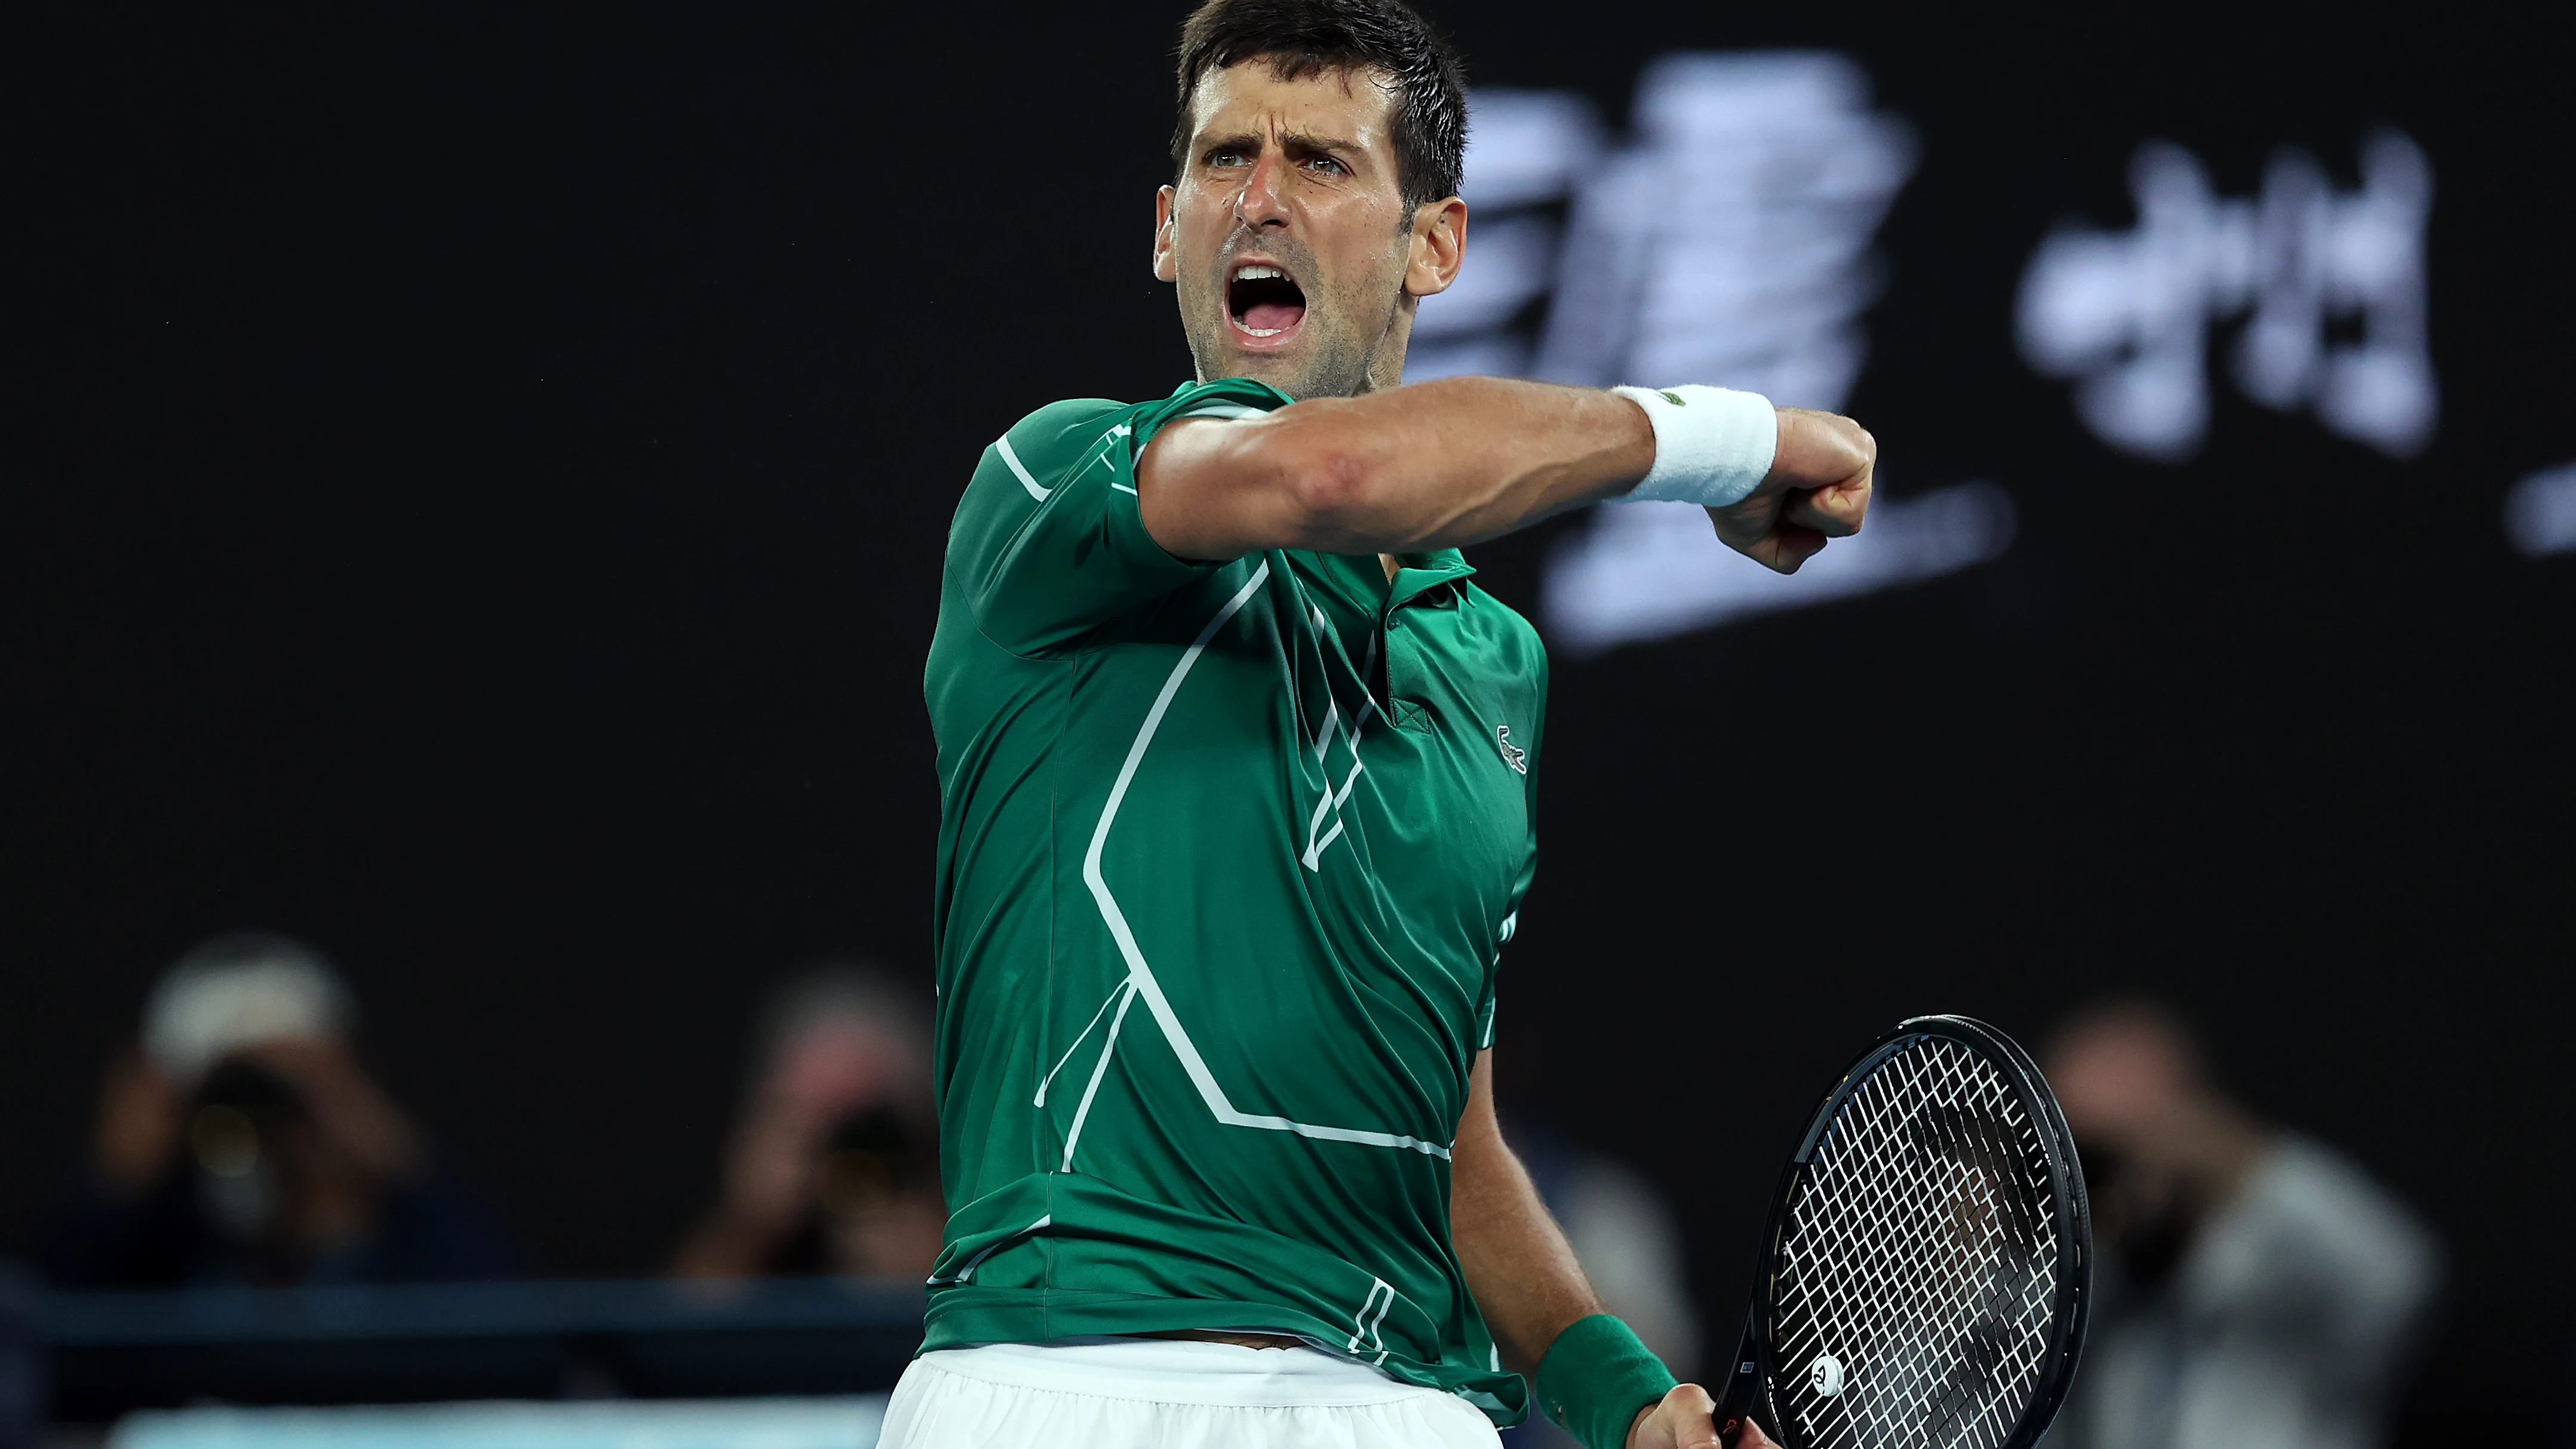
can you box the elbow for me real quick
[1276,436,1385,549]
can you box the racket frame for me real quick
[1715,1014,2091,1449]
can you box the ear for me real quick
[1402,197,1468,298]
[1152,185,1179,283]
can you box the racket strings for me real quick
[1770,1038,2062,1449]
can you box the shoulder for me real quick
[987,397,1142,478]
[977,379,1294,481]
[1132,377,1297,443]
[2249,1137,2437,1257]
[949,399,1144,540]
[2200,1136,2440,1301]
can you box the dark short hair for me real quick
[1171,0,1468,210]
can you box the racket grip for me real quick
[1713,1323,1761,1441]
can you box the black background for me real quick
[11,0,2573,1439]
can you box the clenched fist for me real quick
[1709,407,1875,574]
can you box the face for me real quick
[768,1018,904,1117]
[2043,1016,2195,1156]
[2041,1014,2201,1261]
[1155,61,1465,400]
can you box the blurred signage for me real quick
[2018,131,2437,462]
[1542,478,2016,647]
[2504,461,2576,558]
[1417,55,2013,653]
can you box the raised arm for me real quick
[1137,377,1875,572]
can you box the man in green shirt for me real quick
[901,2,1875,1446]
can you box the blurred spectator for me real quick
[41,933,519,1289]
[1499,1123,1702,1449]
[671,965,943,1280]
[2042,999,2440,1449]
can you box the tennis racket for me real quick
[1713,1015,2090,1449]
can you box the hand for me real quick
[1626,1383,1785,1449]
[1707,407,1875,574]
[673,1086,839,1278]
[718,1091,834,1236]
[233,1037,426,1181]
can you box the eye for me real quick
[1205,147,1248,168]
[1303,155,1348,176]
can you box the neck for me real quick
[1361,291,1416,394]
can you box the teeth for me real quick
[1235,264,1285,281]
[1244,327,1284,337]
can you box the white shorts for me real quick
[877,1337,1505,1449]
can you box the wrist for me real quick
[1610,385,1778,509]
[1535,1313,1678,1449]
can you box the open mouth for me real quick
[1228,262,1307,340]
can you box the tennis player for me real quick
[901,1,1874,1445]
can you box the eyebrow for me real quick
[1196,129,1367,163]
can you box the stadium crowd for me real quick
[11,933,2445,1449]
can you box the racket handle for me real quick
[1713,1322,1761,1442]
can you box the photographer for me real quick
[671,965,943,1281]
[2040,999,2439,1449]
[42,934,518,1288]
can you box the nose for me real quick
[1235,146,1291,229]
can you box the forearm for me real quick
[1141,377,1654,560]
[1454,1065,1703,1449]
[1282,377,1654,550]
[1456,1143,1602,1372]
[1451,1054,1604,1371]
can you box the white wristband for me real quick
[1610,385,1779,509]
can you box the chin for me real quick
[1217,351,1310,392]
[1191,334,1308,394]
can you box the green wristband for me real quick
[1534,1313,1678,1449]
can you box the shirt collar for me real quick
[1384,550,1476,615]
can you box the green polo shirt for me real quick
[921,377,1546,1424]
